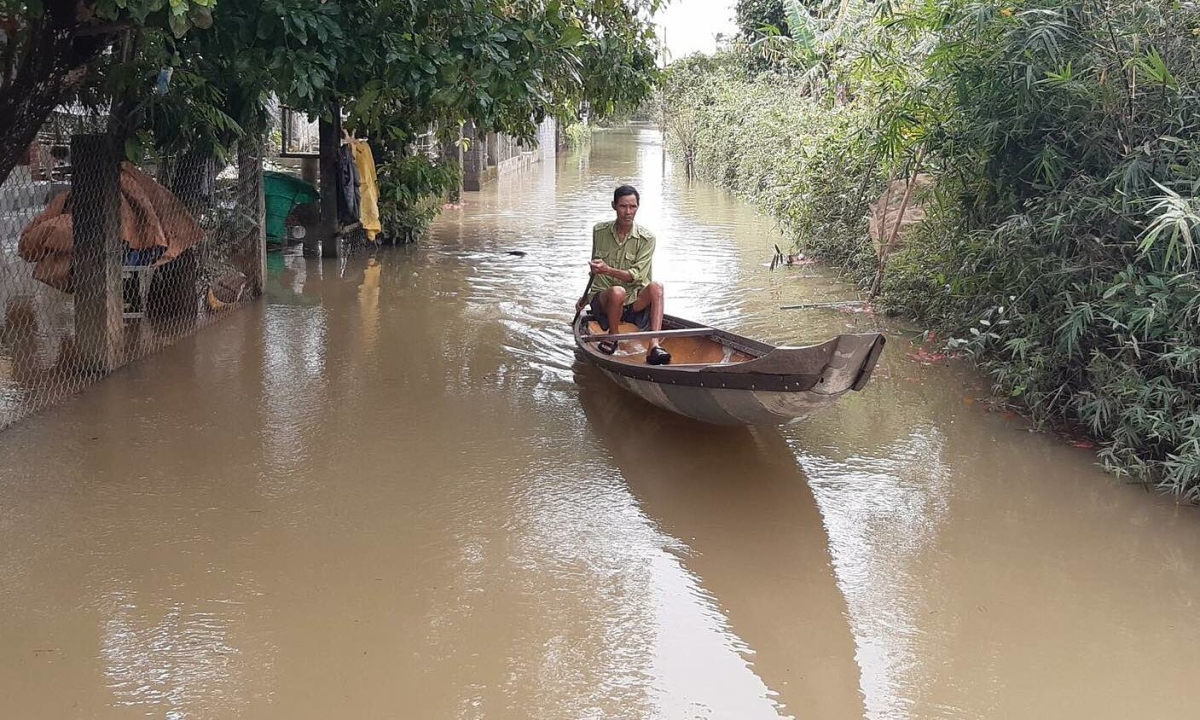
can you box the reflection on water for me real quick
[0,126,1199,719]
[575,362,861,719]
[100,590,248,717]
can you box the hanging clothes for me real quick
[349,139,381,242]
[336,143,360,226]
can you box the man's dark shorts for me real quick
[589,294,651,331]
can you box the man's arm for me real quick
[625,234,655,289]
[590,261,636,284]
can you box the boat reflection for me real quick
[574,361,864,719]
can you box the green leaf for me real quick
[560,25,584,46]
[168,11,190,38]
[188,6,213,30]
[124,136,143,162]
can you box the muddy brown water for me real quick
[1,127,1198,719]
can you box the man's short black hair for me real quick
[613,185,640,204]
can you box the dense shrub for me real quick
[563,123,594,148]
[377,153,461,243]
[665,1,1200,500]
[663,60,880,280]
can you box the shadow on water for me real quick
[573,359,865,719]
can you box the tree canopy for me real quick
[0,0,215,181]
[734,0,788,38]
[0,0,663,181]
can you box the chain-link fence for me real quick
[0,121,264,431]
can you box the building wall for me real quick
[462,117,557,191]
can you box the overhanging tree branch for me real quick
[0,1,214,185]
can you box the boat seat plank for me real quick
[584,319,756,366]
[580,328,717,342]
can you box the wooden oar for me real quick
[572,272,596,326]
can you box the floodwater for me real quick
[1,127,1198,719]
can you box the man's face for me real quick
[613,195,639,225]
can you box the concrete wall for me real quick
[462,117,557,191]
[537,117,557,161]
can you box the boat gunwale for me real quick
[573,312,826,393]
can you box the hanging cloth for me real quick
[336,143,361,226]
[350,139,381,241]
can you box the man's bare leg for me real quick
[596,286,627,353]
[629,282,665,350]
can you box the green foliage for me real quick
[563,123,593,148]
[226,0,664,143]
[668,0,1200,501]
[0,0,218,182]
[735,0,789,38]
[663,54,879,278]
[376,153,461,242]
[863,0,1200,499]
[720,0,881,96]
[3,0,662,182]
[575,0,663,121]
[0,0,216,33]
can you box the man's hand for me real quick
[589,258,612,277]
[575,295,587,314]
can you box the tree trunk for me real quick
[105,30,143,147]
[870,146,927,299]
[310,101,341,258]
[236,131,266,297]
[70,133,125,374]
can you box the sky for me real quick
[652,0,739,63]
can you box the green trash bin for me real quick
[264,171,319,243]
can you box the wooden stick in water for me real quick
[779,300,867,310]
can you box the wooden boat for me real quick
[572,312,885,426]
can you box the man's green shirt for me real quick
[589,220,656,305]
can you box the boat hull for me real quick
[599,369,845,426]
[573,312,886,426]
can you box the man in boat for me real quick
[575,184,671,365]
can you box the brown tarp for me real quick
[18,162,204,292]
